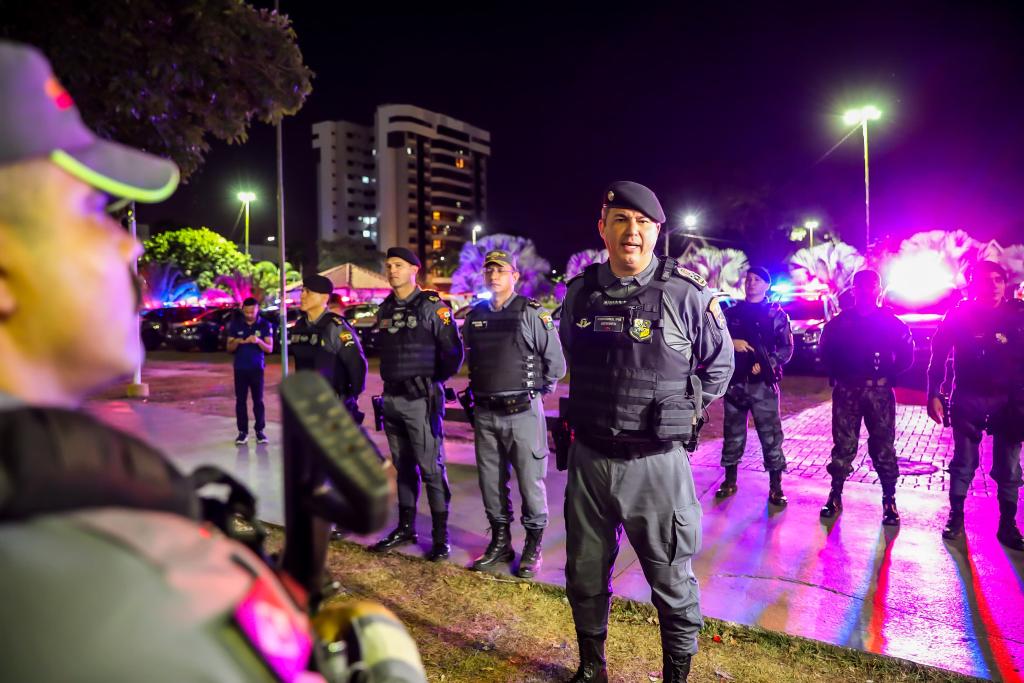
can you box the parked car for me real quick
[167,307,240,352]
[140,306,206,351]
[342,303,380,355]
[262,306,301,353]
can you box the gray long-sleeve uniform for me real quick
[558,257,733,660]
[465,293,566,530]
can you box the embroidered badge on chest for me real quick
[629,318,652,342]
[407,316,418,328]
[576,318,592,329]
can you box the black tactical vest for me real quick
[726,301,784,383]
[289,310,345,382]
[377,290,440,383]
[952,300,1024,394]
[567,258,697,441]
[465,296,541,395]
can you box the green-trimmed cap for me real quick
[0,41,179,203]
[484,249,518,271]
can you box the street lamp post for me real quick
[237,191,257,257]
[842,105,881,250]
[472,224,483,245]
[804,219,820,249]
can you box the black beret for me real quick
[746,267,771,285]
[303,274,334,295]
[602,181,666,224]
[386,247,421,267]
[242,297,259,306]
[968,260,1007,282]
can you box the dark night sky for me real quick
[150,1,1024,270]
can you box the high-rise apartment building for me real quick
[313,105,490,277]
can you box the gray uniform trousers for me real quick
[565,438,703,658]
[383,393,451,513]
[473,395,550,529]
[720,381,786,471]
[950,390,1023,505]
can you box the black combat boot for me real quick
[768,470,787,508]
[882,495,901,526]
[663,652,692,682]
[942,495,966,540]
[715,465,738,498]
[370,506,417,552]
[566,635,607,682]
[425,511,450,561]
[819,480,843,519]
[996,501,1024,551]
[471,521,514,571]
[516,528,544,578]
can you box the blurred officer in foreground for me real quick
[290,273,367,420]
[558,182,733,682]
[463,249,565,577]
[226,296,274,444]
[927,261,1024,550]
[819,269,914,525]
[716,267,794,506]
[0,41,317,681]
[370,247,464,561]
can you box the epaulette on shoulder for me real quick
[564,272,584,288]
[673,266,707,289]
[327,312,346,324]
[526,298,543,309]
[420,289,447,306]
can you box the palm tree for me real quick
[451,234,552,299]
[140,262,199,308]
[564,249,608,280]
[788,241,865,293]
[678,245,749,298]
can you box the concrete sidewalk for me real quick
[90,397,1024,682]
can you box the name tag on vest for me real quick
[471,320,487,329]
[594,316,624,333]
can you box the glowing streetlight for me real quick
[472,224,483,245]
[842,105,882,249]
[683,214,699,231]
[237,191,257,257]
[804,219,820,248]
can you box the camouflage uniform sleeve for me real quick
[525,303,566,393]
[685,288,734,404]
[770,306,795,369]
[927,310,956,398]
[425,298,464,382]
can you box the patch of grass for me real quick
[280,534,978,683]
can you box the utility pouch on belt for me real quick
[683,376,706,453]
[403,376,431,400]
[371,395,385,432]
[457,387,476,427]
[553,397,573,471]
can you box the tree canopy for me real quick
[142,227,251,290]
[1,0,313,179]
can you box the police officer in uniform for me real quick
[0,41,316,680]
[927,261,1024,550]
[819,269,914,524]
[464,249,566,577]
[559,182,734,682]
[289,273,368,419]
[370,247,464,561]
[716,267,794,506]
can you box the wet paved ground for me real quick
[88,355,1024,681]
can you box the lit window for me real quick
[432,239,442,250]
[372,149,376,156]
[362,229,372,238]
[457,215,465,223]
[406,147,413,155]
[432,210,441,220]
[455,158,465,169]
[456,201,462,208]
[362,176,370,183]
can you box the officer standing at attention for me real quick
[926,261,1024,550]
[289,273,368,420]
[559,182,734,683]
[716,267,794,506]
[463,249,566,577]
[818,269,914,524]
[370,247,464,561]
[226,296,274,445]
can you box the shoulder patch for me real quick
[437,307,452,325]
[539,311,555,331]
[675,267,707,288]
[707,296,726,330]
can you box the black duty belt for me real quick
[576,432,680,460]
[477,392,534,415]
[837,377,889,388]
